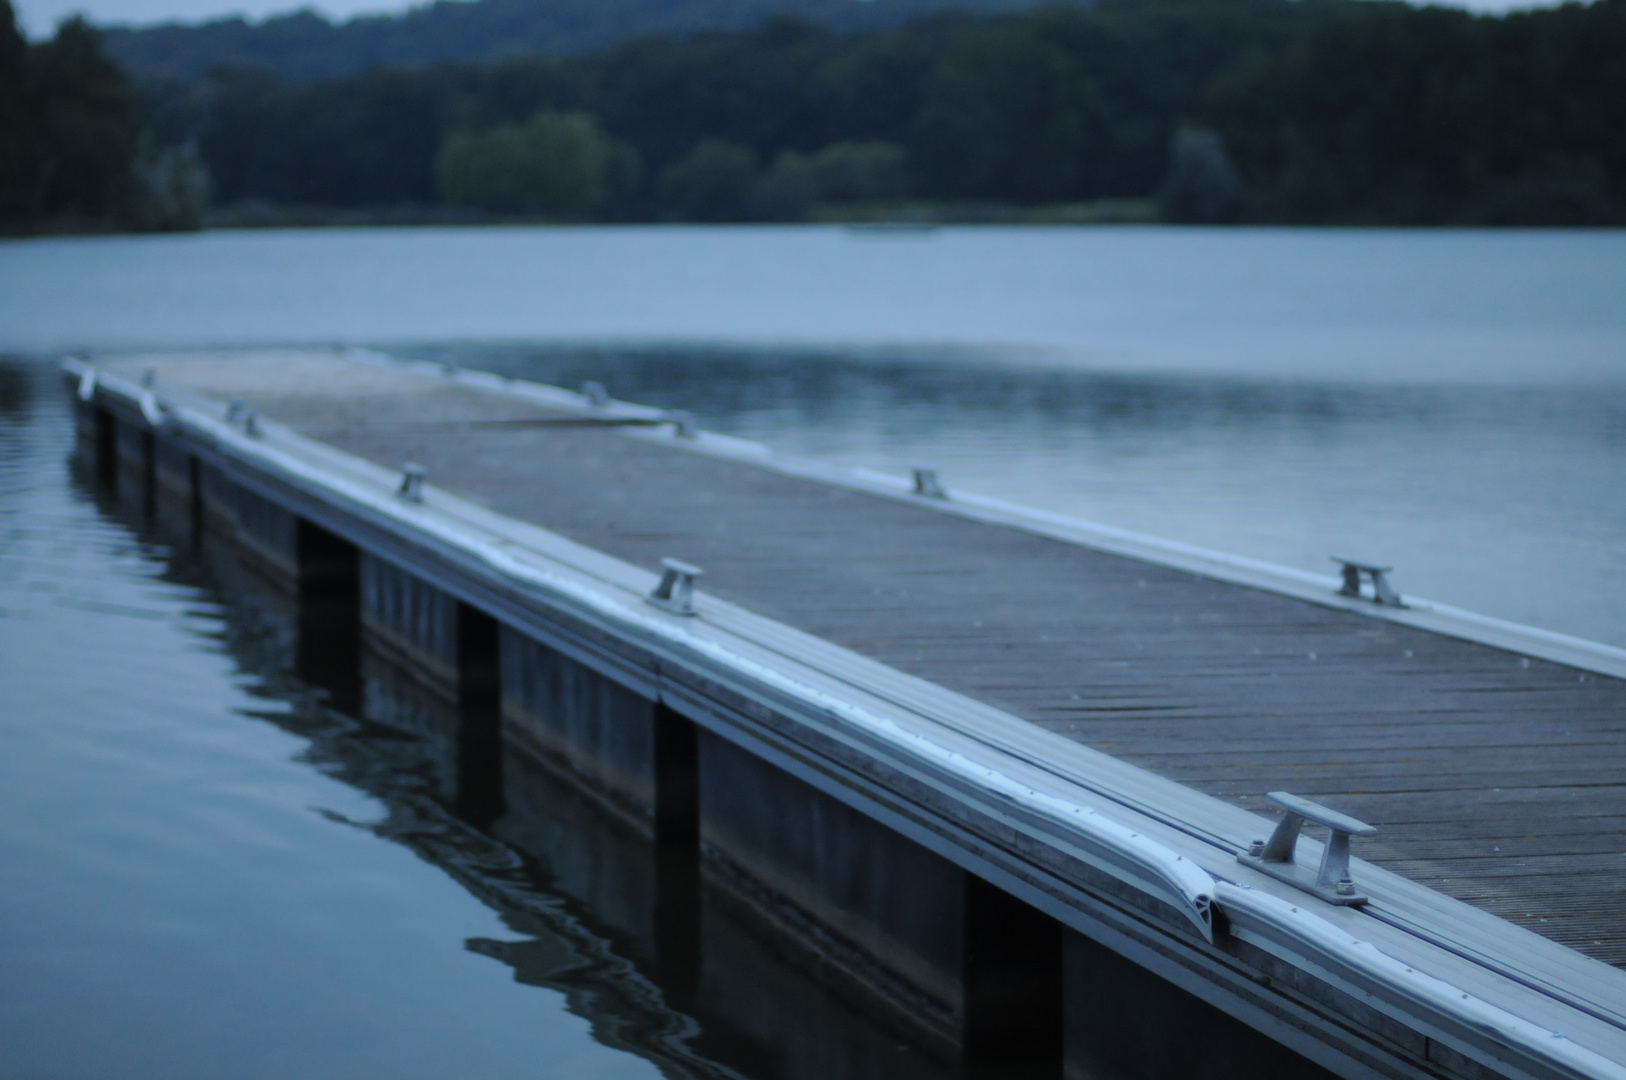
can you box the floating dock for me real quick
[70,350,1626,1080]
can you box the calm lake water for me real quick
[1,225,1623,1078]
[3,225,1622,640]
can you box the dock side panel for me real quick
[500,627,662,831]
[1064,926,1338,1080]
[153,438,192,509]
[232,485,301,585]
[359,552,460,699]
[197,460,238,534]
[697,727,968,1048]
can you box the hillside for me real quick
[153,0,1622,226]
[16,0,1619,230]
[102,0,1069,83]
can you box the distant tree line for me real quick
[153,0,1626,226]
[6,0,1625,231]
[1,0,208,231]
[101,0,1058,85]
[1,0,137,228]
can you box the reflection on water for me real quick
[396,338,1626,431]
[0,357,994,1079]
[389,342,1626,647]
[0,364,28,414]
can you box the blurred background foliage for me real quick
[100,0,1057,84]
[436,108,641,216]
[2,3,138,227]
[2,0,1624,231]
[1,0,210,230]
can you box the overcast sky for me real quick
[12,0,1569,39]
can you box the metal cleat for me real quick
[664,410,698,439]
[1239,791,1377,905]
[139,390,168,428]
[1332,557,1404,607]
[397,463,426,502]
[648,557,703,616]
[912,467,947,499]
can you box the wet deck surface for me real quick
[125,353,1626,968]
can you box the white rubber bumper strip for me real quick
[1217,882,1626,1080]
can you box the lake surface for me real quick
[1,225,1624,1078]
[0,365,978,1080]
[2,225,1621,642]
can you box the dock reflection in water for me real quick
[0,358,1037,1079]
[187,494,977,1079]
[246,506,1063,1080]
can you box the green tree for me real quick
[1,4,141,226]
[127,134,212,230]
[658,138,757,221]
[809,140,910,201]
[436,107,636,216]
[1206,0,1626,224]
[0,0,29,220]
[26,15,141,219]
[907,17,1112,202]
[1158,127,1241,223]
[751,149,817,220]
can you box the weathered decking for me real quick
[106,350,1626,970]
[77,348,1626,1080]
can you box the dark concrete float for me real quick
[68,351,1626,1080]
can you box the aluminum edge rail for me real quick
[476,539,1223,942]
[74,358,1626,1080]
[1219,884,1626,1080]
[79,361,1217,940]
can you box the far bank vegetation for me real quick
[4,0,1625,233]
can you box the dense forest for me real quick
[0,0,207,231]
[3,0,1624,232]
[102,0,1062,84]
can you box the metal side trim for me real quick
[1219,883,1626,1080]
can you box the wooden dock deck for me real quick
[78,349,1626,1080]
[116,349,1626,967]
